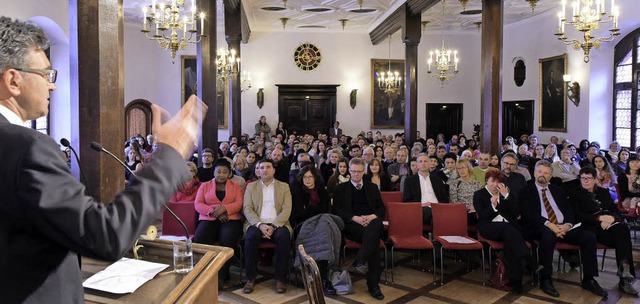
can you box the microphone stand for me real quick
[90,141,191,241]
[60,138,90,196]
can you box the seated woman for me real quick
[169,161,200,203]
[326,157,350,198]
[125,147,142,185]
[290,165,341,295]
[399,157,418,194]
[613,148,630,176]
[569,167,638,295]
[449,159,483,225]
[473,170,536,294]
[592,155,617,201]
[617,154,640,212]
[364,158,392,192]
[193,159,243,284]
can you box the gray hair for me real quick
[349,157,366,167]
[501,152,518,162]
[0,17,49,71]
[534,159,553,172]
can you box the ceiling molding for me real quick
[241,1,251,43]
[407,0,440,15]
[369,0,441,45]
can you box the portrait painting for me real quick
[181,55,227,128]
[371,58,405,129]
[538,54,567,132]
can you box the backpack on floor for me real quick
[490,256,510,291]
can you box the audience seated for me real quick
[326,157,350,198]
[168,161,200,204]
[193,159,243,284]
[617,154,640,211]
[364,158,392,192]
[569,167,638,295]
[196,148,215,182]
[450,159,483,225]
[402,153,449,225]
[552,148,581,186]
[332,157,386,300]
[592,155,618,201]
[472,151,498,186]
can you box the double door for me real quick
[277,85,338,136]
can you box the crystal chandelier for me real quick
[141,0,205,63]
[555,0,620,63]
[240,71,252,92]
[216,48,240,80]
[377,34,402,95]
[427,1,459,86]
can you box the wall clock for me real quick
[293,43,322,71]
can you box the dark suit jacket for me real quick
[518,183,575,233]
[402,174,449,203]
[329,127,342,137]
[332,181,385,223]
[290,183,331,228]
[0,114,190,303]
[473,188,521,231]
[569,186,623,232]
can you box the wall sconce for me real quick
[257,88,264,109]
[349,89,357,109]
[563,74,580,107]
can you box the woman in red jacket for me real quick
[168,162,200,203]
[194,158,244,284]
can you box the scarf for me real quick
[304,186,320,206]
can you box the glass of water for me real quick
[173,240,193,274]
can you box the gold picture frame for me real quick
[371,58,405,129]
[538,54,567,132]
[181,55,227,128]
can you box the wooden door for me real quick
[502,100,533,140]
[425,103,463,140]
[277,85,337,136]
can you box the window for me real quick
[613,30,640,148]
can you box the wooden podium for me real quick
[82,239,234,303]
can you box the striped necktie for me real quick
[541,188,558,224]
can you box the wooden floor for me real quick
[216,242,640,304]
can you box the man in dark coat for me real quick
[403,153,449,225]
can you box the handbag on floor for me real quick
[489,256,510,291]
[329,267,353,295]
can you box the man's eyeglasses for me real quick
[14,67,57,84]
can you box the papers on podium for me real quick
[83,257,169,294]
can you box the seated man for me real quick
[519,160,606,298]
[388,149,410,189]
[472,151,498,186]
[474,170,538,294]
[242,159,293,294]
[569,167,638,295]
[552,148,581,186]
[403,153,449,225]
[332,157,386,300]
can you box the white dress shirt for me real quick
[535,184,565,224]
[259,180,277,224]
[419,173,438,204]
[0,105,24,125]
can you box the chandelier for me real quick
[216,48,240,80]
[141,0,205,63]
[377,34,402,95]
[240,71,252,92]
[427,1,459,86]
[555,0,620,63]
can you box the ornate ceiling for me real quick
[123,0,559,33]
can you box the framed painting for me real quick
[181,55,227,128]
[371,58,405,129]
[538,54,567,132]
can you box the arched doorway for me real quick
[125,99,152,140]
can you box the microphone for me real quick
[61,138,90,195]
[90,141,191,241]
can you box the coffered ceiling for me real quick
[123,0,559,34]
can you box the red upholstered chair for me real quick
[161,202,198,239]
[387,202,435,283]
[431,203,485,285]
[597,243,614,271]
[534,240,583,280]
[380,191,403,231]
[477,231,532,280]
[342,238,387,282]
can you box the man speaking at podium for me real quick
[0,17,206,303]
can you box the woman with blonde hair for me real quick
[449,159,482,225]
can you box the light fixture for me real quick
[350,89,358,109]
[563,74,580,106]
[240,71,252,92]
[257,88,265,109]
[459,0,469,11]
[357,0,363,9]
[427,0,459,86]
[339,19,348,31]
[377,34,402,95]
[421,21,430,32]
[141,0,206,63]
[280,17,289,30]
[216,48,240,80]
[526,0,539,12]
[555,0,620,63]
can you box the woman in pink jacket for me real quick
[194,158,243,284]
